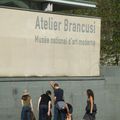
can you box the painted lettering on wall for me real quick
[35,16,96,33]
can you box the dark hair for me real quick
[54,83,59,87]
[46,90,51,95]
[86,89,94,100]
[22,95,30,101]
[66,103,73,114]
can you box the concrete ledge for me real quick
[0,76,105,82]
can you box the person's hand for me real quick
[47,111,50,116]
[50,81,55,85]
[90,112,93,116]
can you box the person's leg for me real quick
[40,105,48,120]
[60,111,66,120]
[21,106,29,120]
[26,106,31,120]
[54,106,59,120]
[21,107,25,120]
[27,110,31,120]
[43,105,48,120]
[39,106,45,120]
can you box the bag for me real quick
[83,113,94,120]
[30,111,36,120]
[56,101,66,110]
[86,103,97,113]
[93,104,97,113]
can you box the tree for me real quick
[97,0,120,65]
[0,0,29,8]
[69,0,120,65]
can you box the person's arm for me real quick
[47,101,51,116]
[65,103,69,114]
[21,99,24,106]
[49,81,55,90]
[90,96,93,114]
[30,99,34,111]
[54,96,56,103]
[65,104,72,120]
[37,97,41,111]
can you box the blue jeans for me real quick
[54,105,66,120]
[39,104,48,120]
[21,106,31,120]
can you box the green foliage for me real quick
[97,0,120,65]
[0,0,29,8]
[65,0,120,65]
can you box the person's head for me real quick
[22,89,30,100]
[86,89,94,100]
[54,83,59,89]
[46,90,52,96]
